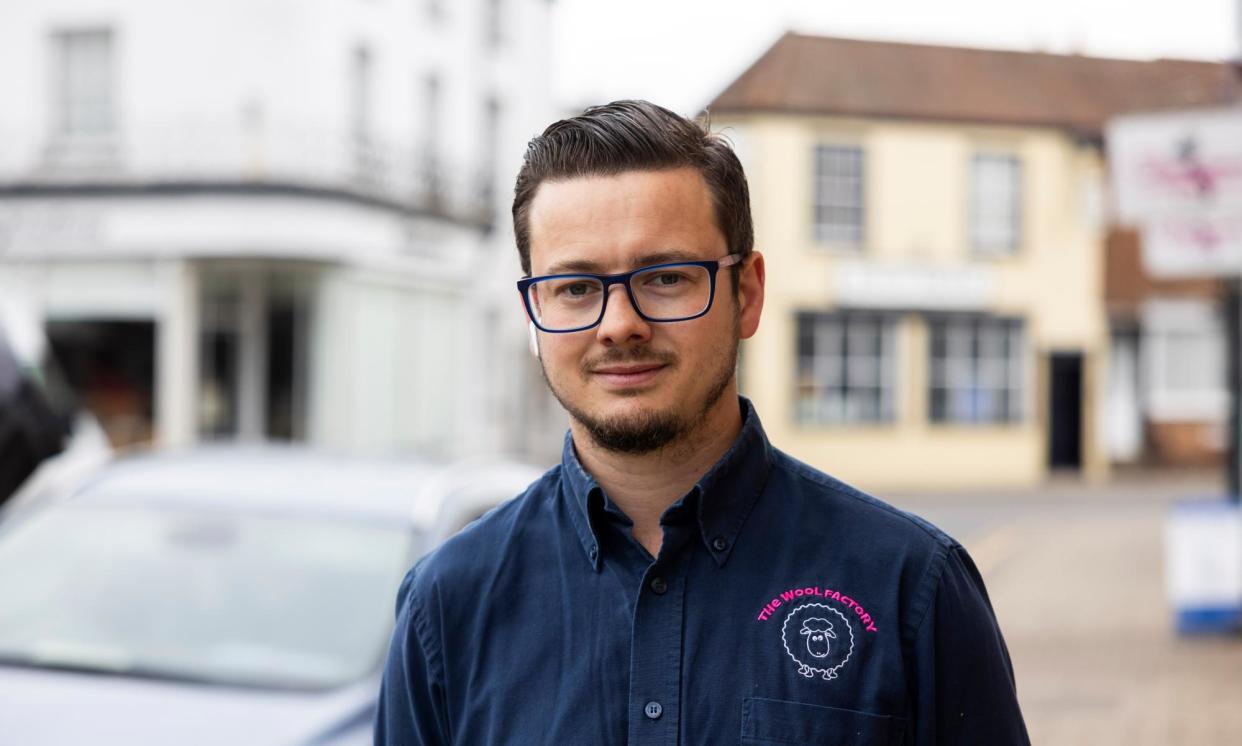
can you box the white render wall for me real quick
[0,0,559,460]
[0,0,552,208]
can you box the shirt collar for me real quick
[560,396,774,570]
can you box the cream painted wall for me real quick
[727,113,1109,492]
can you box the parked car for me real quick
[0,445,541,745]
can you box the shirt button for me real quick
[649,576,668,595]
[644,701,663,720]
[588,545,598,562]
[712,536,728,552]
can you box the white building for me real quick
[0,0,561,461]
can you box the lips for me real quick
[590,363,667,387]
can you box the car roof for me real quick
[67,444,541,530]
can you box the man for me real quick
[376,100,1030,745]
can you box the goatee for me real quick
[540,338,737,455]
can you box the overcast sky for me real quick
[551,0,1238,113]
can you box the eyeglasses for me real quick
[518,254,743,333]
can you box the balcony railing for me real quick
[0,120,497,227]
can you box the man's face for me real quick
[525,167,763,454]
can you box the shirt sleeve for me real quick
[374,565,452,746]
[909,544,1031,746]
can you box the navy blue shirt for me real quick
[376,400,1030,745]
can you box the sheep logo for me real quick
[780,603,855,680]
[800,617,835,658]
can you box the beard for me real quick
[539,315,740,455]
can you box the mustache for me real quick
[581,347,678,374]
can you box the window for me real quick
[795,312,897,425]
[812,145,864,246]
[351,46,372,143]
[929,316,1025,424]
[53,29,115,138]
[350,46,375,182]
[1161,331,1223,393]
[1142,299,1227,422]
[971,154,1021,252]
[421,73,443,202]
[478,95,501,206]
[484,0,502,47]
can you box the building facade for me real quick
[711,33,1240,491]
[0,0,560,460]
[1104,228,1228,467]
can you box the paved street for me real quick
[889,470,1242,745]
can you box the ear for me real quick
[799,627,811,636]
[518,288,540,358]
[527,321,540,357]
[738,251,765,340]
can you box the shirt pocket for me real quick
[740,697,906,746]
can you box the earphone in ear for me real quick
[527,321,540,357]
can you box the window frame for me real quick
[927,313,1026,425]
[1141,299,1228,423]
[794,310,898,426]
[969,152,1023,255]
[811,144,866,249]
[50,27,116,141]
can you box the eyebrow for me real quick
[541,250,702,276]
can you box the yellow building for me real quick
[711,34,1238,492]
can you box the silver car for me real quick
[0,445,541,745]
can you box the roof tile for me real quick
[709,33,1242,132]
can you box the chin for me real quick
[591,395,663,420]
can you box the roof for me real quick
[709,33,1242,133]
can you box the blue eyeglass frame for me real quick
[517,253,744,333]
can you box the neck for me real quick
[571,392,743,557]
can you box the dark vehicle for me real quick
[0,331,71,506]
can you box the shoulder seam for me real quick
[773,450,952,545]
[406,565,447,694]
[903,540,955,646]
[404,563,454,743]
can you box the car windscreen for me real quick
[0,502,417,690]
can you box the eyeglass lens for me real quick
[528,264,713,330]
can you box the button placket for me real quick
[628,559,687,745]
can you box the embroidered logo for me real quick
[755,584,878,682]
[780,602,855,680]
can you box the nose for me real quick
[595,283,651,347]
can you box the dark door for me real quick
[1049,352,1083,469]
[46,319,155,448]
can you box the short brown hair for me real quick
[512,100,753,279]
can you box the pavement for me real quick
[888,469,1242,745]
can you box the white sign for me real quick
[834,262,993,311]
[1165,501,1242,633]
[1108,106,1242,278]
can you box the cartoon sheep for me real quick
[781,603,854,681]
[799,617,836,659]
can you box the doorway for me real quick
[45,319,155,447]
[1048,352,1083,469]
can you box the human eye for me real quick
[651,272,685,286]
[549,279,600,300]
[640,268,696,291]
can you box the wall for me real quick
[725,114,1110,492]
